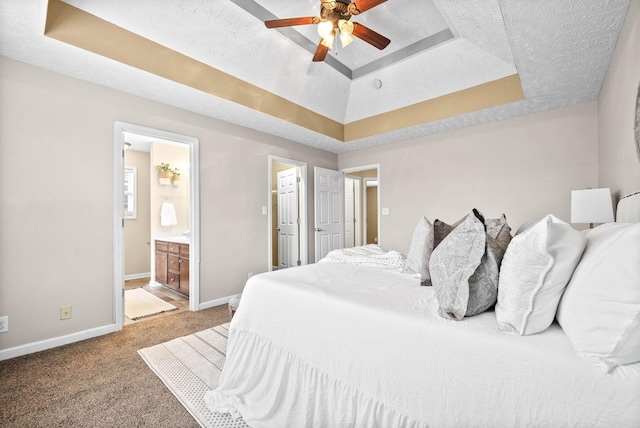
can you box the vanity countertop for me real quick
[154,232,189,244]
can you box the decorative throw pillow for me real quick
[432,216,464,249]
[557,222,640,373]
[495,215,586,335]
[485,213,512,248]
[404,217,435,285]
[430,210,508,320]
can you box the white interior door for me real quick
[314,167,344,262]
[277,167,299,268]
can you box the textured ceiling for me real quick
[0,0,631,153]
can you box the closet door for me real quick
[314,167,344,262]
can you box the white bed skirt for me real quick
[205,329,426,428]
[205,263,640,428]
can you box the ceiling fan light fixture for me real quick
[265,0,389,62]
[317,20,334,38]
[320,32,335,49]
[338,19,354,34]
[339,30,353,48]
[338,19,354,48]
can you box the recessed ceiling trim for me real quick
[43,0,524,145]
[344,74,525,141]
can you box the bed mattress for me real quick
[205,263,640,427]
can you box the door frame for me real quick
[344,174,362,247]
[268,155,308,270]
[340,164,381,246]
[113,121,201,330]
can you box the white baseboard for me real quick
[1,293,239,361]
[0,323,120,362]
[124,272,151,281]
[198,294,236,310]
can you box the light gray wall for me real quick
[1,0,637,356]
[339,102,600,254]
[598,0,640,201]
[0,56,337,352]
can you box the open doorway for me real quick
[342,166,380,247]
[113,122,200,330]
[344,175,362,248]
[363,178,379,245]
[268,156,308,271]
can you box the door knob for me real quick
[315,228,323,232]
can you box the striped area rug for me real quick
[138,323,249,428]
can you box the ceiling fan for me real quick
[264,0,391,62]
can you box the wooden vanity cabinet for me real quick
[155,240,189,296]
[155,241,168,285]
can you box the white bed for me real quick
[205,197,640,427]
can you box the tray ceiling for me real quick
[0,0,631,153]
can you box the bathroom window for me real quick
[124,166,137,219]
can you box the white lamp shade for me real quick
[571,188,614,224]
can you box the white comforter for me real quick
[205,263,640,428]
[318,244,407,271]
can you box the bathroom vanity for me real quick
[155,235,189,296]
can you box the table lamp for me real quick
[571,188,614,228]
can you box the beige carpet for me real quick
[125,287,178,320]
[0,305,231,427]
[138,323,249,428]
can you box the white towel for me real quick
[160,202,177,227]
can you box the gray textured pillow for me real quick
[430,210,510,320]
[485,213,512,248]
[433,216,464,249]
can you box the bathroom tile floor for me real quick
[124,277,190,325]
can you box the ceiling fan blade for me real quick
[265,17,317,28]
[351,23,390,50]
[351,0,387,14]
[312,42,329,62]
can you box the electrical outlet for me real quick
[0,316,8,333]
[60,306,72,320]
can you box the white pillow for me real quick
[495,215,586,335]
[404,217,434,285]
[557,222,640,372]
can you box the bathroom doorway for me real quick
[113,122,200,329]
[341,165,380,247]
